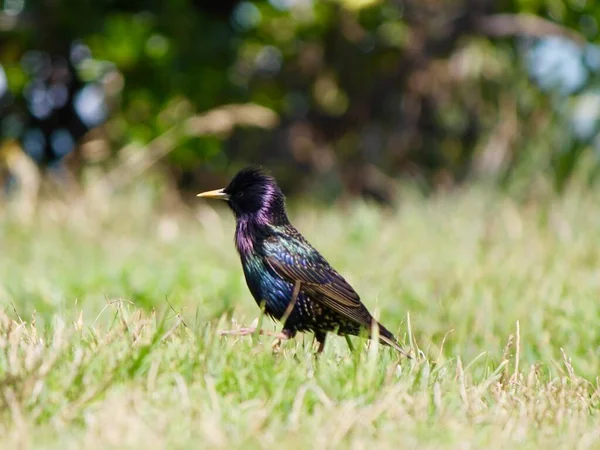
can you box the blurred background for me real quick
[1,0,600,374]
[1,0,600,209]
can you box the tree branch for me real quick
[477,13,586,45]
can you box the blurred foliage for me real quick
[2,0,600,202]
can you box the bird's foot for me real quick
[219,327,290,338]
[270,330,293,353]
[219,327,257,336]
[220,327,294,353]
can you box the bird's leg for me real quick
[220,327,256,336]
[271,328,295,352]
[315,331,327,354]
[269,281,301,353]
[220,328,289,337]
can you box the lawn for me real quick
[1,183,599,449]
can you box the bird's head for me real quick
[197,166,288,223]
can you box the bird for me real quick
[198,166,410,356]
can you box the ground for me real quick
[0,184,599,449]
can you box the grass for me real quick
[1,182,600,449]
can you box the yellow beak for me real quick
[197,188,229,200]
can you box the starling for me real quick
[198,167,409,356]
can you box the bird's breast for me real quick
[241,255,292,320]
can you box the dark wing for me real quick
[262,231,374,327]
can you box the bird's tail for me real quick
[373,322,412,359]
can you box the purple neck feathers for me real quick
[234,184,288,257]
[235,216,259,256]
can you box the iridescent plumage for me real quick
[198,167,409,356]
